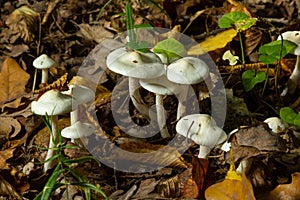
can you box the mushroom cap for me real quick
[61,121,95,139]
[106,47,165,78]
[277,31,300,55]
[64,84,94,106]
[33,54,56,69]
[176,114,227,147]
[140,75,184,95]
[31,90,74,116]
[167,57,209,84]
[264,117,289,133]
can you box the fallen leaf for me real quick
[188,29,238,55]
[267,172,300,200]
[157,174,181,198]
[0,140,21,169]
[205,159,255,200]
[5,5,39,43]
[0,174,22,200]
[132,178,159,199]
[0,117,22,139]
[0,58,30,110]
[180,157,209,199]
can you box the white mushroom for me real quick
[140,75,185,138]
[277,31,300,95]
[264,117,289,133]
[176,114,227,158]
[61,121,95,139]
[33,54,56,84]
[31,90,74,172]
[61,84,95,145]
[166,57,209,119]
[106,47,165,120]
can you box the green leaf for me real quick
[153,38,185,62]
[235,18,257,31]
[71,182,109,200]
[242,70,267,92]
[259,40,297,64]
[293,115,300,129]
[280,107,298,124]
[218,12,249,29]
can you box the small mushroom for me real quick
[176,114,227,158]
[277,31,300,95]
[61,84,95,145]
[166,57,209,119]
[33,54,56,84]
[106,47,165,120]
[61,121,95,139]
[264,117,289,133]
[31,90,74,172]
[140,75,185,138]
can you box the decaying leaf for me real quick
[0,174,22,200]
[157,174,181,198]
[5,5,39,43]
[0,117,22,139]
[0,140,21,170]
[132,178,160,199]
[110,141,188,169]
[267,172,300,200]
[0,58,30,111]
[205,159,255,200]
[188,29,238,55]
[34,73,68,94]
[180,157,209,199]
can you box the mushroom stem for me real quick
[70,109,78,125]
[176,86,189,120]
[198,145,212,159]
[156,94,170,138]
[129,77,150,120]
[44,115,59,172]
[285,55,300,95]
[41,68,49,83]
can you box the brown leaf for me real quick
[157,175,181,198]
[0,117,21,139]
[132,178,160,199]
[244,28,263,56]
[180,157,209,199]
[0,140,20,169]
[267,172,300,200]
[110,141,188,169]
[5,5,39,43]
[0,58,30,110]
[0,174,22,200]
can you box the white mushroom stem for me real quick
[198,145,212,159]
[129,77,150,120]
[284,55,300,95]
[44,115,59,173]
[176,86,190,120]
[236,158,253,175]
[70,109,78,125]
[156,94,170,138]
[41,68,49,84]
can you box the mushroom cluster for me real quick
[31,75,96,172]
[106,38,210,138]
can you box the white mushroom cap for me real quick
[61,121,95,138]
[33,54,56,69]
[106,47,165,78]
[166,57,209,84]
[31,90,74,116]
[140,75,184,95]
[176,114,227,146]
[264,117,289,133]
[63,84,94,106]
[277,31,300,55]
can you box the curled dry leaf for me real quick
[0,117,21,139]
[5,5,39,43]
[267,172,300,200]
[0,58,30,111]
[110,141,189,169]
[0,174,22,200]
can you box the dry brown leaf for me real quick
[267,172,300,200]
[157,175,181,198]
[0,140,20,170]
[0,174,22,200]
[227,0,252,17]
[0,58,30,110]
[0,117,21,139]
[244,28,263,56]
[5,5,39,43]
[188,29,238,55]
[132,178,160,199]
[110,141,188,169]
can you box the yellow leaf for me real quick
[188,29,238,55]
[0,58,30,104]
[205,153,255,200]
